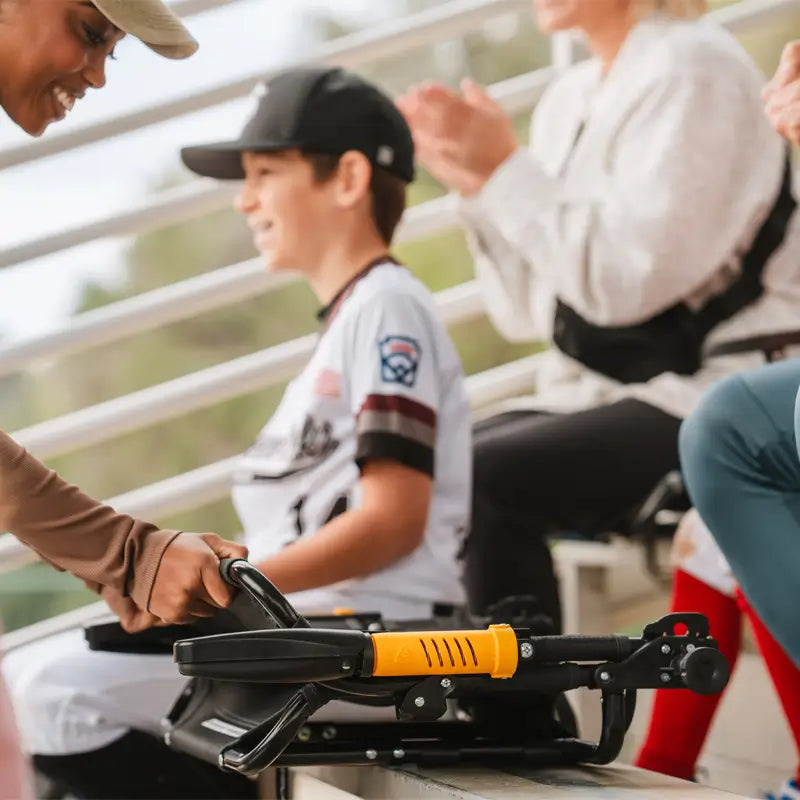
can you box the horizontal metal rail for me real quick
[0,63,541,270]
[0,261,291,376]
[0,0,791,270]
[0,353,543,574]
[0,0,530,173]
[0,0,791,177]
[0,181,238,270]
[2,600,110,653]
[0,194,463,375]
[712,0,798,33]
[11,279,483,458]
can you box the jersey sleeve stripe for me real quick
[357,410,436,449]
[355,432,434,477]
[358,394,437,426]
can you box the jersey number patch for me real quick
[379,335,421,388]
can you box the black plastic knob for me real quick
[679,647,730,695]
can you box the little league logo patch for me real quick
[378,335,421,388]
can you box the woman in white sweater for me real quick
[398,0,800,631]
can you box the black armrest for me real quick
[705,328,800,361]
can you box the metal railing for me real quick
[0,352,545,572]
[11,281,485,458]
[0,0,532,173]
[0,67,550,269]
[0,0,796,592]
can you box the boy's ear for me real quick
[333,151,373,209]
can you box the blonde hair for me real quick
[633,0,708,20]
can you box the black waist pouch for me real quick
[553,299,703,385]
[550,154,796,385]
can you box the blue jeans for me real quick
[680,358,800,668]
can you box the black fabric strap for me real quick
[552,152,796,384]
[695,154,796,337]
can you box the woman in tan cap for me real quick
[0,0,197,135]
[0,3,249,797]
[0,1,245,627]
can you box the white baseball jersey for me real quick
[232,260,470,618]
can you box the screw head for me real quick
[520,642,534,659]
[660,672,671,683]
[297,725,311,742]
[661,643,671,655]
[393,749,406,759]
[599,670,611,682]
[366,749,378,760]
[321,726,337,741]
[414,696,425,707]
[686,643,696,653]
[440,678,452,689]
[341,660,353,671]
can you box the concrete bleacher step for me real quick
[265,655,789,799]
[261,763,752,799]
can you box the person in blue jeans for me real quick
[680,41,800,673]
[680,358,800,670]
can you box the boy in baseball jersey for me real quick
[5,66,471,799]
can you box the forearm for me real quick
[256,510,420,595]
[460,199,548,342]
[0,429,179,609]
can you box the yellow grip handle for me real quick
[371,625,518,679]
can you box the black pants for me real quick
[465,399,682,632]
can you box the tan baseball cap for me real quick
[92,0,199,60]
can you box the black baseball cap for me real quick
[181,67,415,183]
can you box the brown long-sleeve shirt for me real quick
[0,429,180,610]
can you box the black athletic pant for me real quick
[465,399,682,633]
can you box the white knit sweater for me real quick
[461,14,800,419]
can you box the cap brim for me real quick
[92,0,198,60]
[181,140,302,180]
[181,142,248,180]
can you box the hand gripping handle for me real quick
[218,558,308,629]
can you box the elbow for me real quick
[394,516,427,559]
[384,510,428,563]
[356,508,428,575]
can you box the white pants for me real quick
[3,629,185,756]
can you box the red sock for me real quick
[736,590,800,785]
[635,569,742,780]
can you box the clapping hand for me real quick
[764,41,800,145]
[397,79,518,196]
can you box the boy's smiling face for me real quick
[236,150,336,273]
